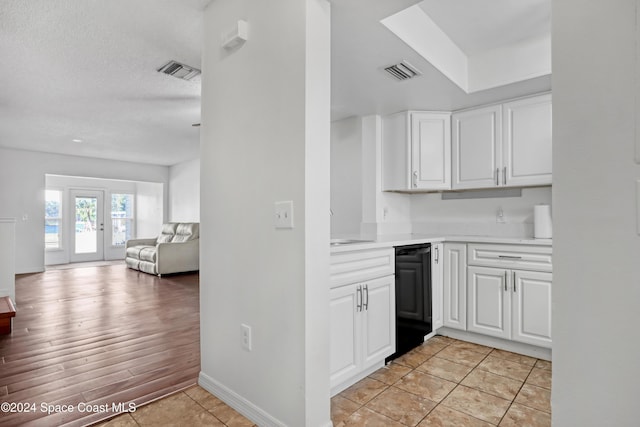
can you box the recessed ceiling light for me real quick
[72,139,83,143]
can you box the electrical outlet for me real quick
[274,201,294,229]
[496,207,505,223]
[241,324,252,351]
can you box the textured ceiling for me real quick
[331,0,551,121]
[0,0,552,166]
[0,0,209,166]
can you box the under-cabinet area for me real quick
[330,237,552,396]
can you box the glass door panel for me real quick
[70,190,104,262]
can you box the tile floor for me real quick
[98,336,551,427]
[333,336,551,426]
[96,385,256,427]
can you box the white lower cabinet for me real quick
[431,243,444,331]
[330,248,395,394]
[467,244,552,349]
[511,270,552,347]
[467,266,511,339]
[361,276,395,368]
[329,275,395,390]
[443,243,467,330]
[329,284,361,386]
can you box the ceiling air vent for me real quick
[157,60,201,81]
[384,61,421,81]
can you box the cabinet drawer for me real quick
[467,244,552,272]
[330,248,394,288]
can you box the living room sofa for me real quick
[125,222,199,276]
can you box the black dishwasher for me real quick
[387,243,432,362]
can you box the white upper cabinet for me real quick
[452,93,552,190]
[383,111,451,191]
[452,105,502,189]
[502,94,552,187]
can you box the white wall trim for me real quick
[198,372,286,427]
[330,360,384,397]
[437,327,552,361]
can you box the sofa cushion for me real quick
[157,223,178,243]
[171,223,199,243]
[126,245,156,263]
[138,247,157,263]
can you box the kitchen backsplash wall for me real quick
[411,186,552,237]
[331,115,552,238]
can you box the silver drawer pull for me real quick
[498,255,522,260]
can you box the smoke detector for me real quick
[384,61,421,81]
[157,60,201,81]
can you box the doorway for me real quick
[69,189,105,262]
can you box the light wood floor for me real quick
[0,264,200,427]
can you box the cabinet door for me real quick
[329,284,361,387]
[502,94,552,187]
[431,243,444,330]
[443,243,467,330]
[452,105,502,189]
[410,112,451,190]
[361,275,396,370]
[512,270,552,348]
[467,266,511,339]
[395,250,427,322]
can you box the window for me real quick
[111,193,134,246]
[45,189,62,249]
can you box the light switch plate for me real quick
[636,180,640,235]
[274,201,294,229]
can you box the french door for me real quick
[69,189,105,262]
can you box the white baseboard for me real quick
[198,372,288,427]
[330,360,385,397]
[435,327,552,361]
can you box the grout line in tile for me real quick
[494,359,538,426]
[410,342,501,426]
[332,337,550,426]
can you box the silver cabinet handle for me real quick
[513,271,516,292]
[495,168,499,186]
[356,286,362,312]
[503,167,507,186]
[363,284,369,310]
[435,246,439,264]
[504,271,508,291]
[413,171,418,188]
[498,255,522,260]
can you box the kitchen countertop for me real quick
[330,233,552,253]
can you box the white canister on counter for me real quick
[534,204,552,239]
